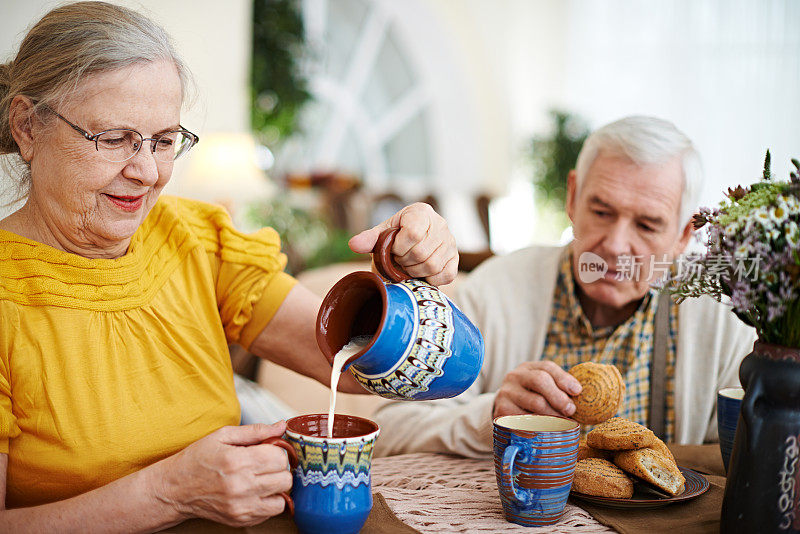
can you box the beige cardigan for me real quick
[374,245,757,458]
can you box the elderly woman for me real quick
[0,2,458,531]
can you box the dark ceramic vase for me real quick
[720,341,800,533]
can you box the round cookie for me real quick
[572,458,634,499]
[569,362,625,425]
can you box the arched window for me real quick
[276,0,508,250]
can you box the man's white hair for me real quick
[574,116,702,228]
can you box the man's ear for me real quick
[9,95,37,162]
[566,169,578,223]
[672,219,694,256]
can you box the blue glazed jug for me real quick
[316,228,484,400]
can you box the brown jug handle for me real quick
[263,436,298,516]
[373,227,411,282]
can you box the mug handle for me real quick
[263,436,299,516]
[501,444,531,506]
[372,227,411,282]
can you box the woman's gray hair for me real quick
[0,1,193,203]
[574,116,703,228]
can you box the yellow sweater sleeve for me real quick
[0,308,22,453]
[173,198,298,350]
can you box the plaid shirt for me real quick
[542,250,678,441]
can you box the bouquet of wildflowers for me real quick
[670,152,800,349]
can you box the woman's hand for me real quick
[153,422,293,527]
[349,202,458,286]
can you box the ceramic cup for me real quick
[493,414,580,527]
[281,414,380,534]
[316,227,484,401]
[717,386,744,473]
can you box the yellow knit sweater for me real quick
[0,195,296,507]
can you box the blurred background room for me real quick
[2,0,798,416]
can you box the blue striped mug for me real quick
[493,414,580,527]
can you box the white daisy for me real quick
[724,222,740,238]
[787,221,800,248]
[752,207,773,229]
[734,243,750,258]
[786,196,800,214]
[770,204,788,225]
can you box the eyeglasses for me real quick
[46,106,199,163]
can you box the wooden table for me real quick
[372,443,727,534]
[372,453,613,533]
[162,444,726,533]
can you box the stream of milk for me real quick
[327,336,371,438]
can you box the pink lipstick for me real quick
[105,194,144,212]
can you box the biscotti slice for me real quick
[572,458,634,499]
[569,362,625,425]
[613,448,686,496]
[586,417,656,450]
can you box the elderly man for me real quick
[374,116,756,458]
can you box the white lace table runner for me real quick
[372,453,613,534]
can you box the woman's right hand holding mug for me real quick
[153,422,293,527]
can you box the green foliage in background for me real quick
[531,110,590,210]
[250,1,361,273]
[245,194,362,274]
[251,0,312,147]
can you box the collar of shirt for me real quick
[561,248,657,339]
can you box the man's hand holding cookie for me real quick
[492,361,583,419]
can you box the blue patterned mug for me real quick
[283,414,379,534]
[493,415,580,527]
[316,228,484,400]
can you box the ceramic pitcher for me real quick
[316,228,484,400]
